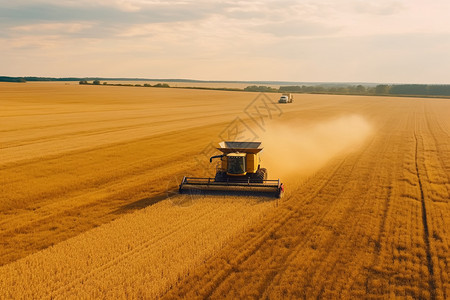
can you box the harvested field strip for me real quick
[414,127,436,299]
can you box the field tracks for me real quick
[419,103,450,299]
[414,125,437,300]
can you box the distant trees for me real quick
[375,85,390,95]
[390,84,427,95]
[153,83,170,88]
[0,76,26,83]
[388,84,450,96]
[279,85,369,94]
[277,84,450,97]
[373,84,450,96]
[427,85,450,95]
[78,81,170,88]
[244,85,278,92]
[279,86,303,92]
[355,85,366,94]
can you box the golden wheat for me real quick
[1,82,449,298]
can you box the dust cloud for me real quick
[260,115,372,180]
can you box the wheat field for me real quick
[0,82,449,298]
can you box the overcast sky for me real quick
[1,0,449,83]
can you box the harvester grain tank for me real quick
[179,141,284,197]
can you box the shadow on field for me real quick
[112,192,173,214]
[180,189,279,201]
[112,188,278,214]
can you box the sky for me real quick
[1,0,449,83]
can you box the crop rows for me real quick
[1,84,448,298]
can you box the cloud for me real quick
[11,22,94,34]
[1,0,193,13]
[0,1,216,26]
[351,0,405,15]
[255,20,340,38]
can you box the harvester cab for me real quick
[179,141,284,198]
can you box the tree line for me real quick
[0,76,26,82]
[245,84,450,96]
[375,84,450,96]
[79,80,170,88]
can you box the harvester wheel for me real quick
[214,171,226,182]
[255,168,267,183]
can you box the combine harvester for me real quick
[278,93,294,103]
[179,141,284,198]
